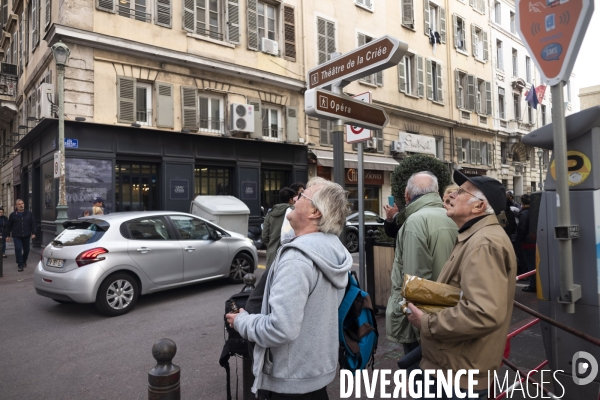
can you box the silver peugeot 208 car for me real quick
[33,211,257,316]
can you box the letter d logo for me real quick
[572,351,598,385]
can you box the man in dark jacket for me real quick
[516,194,537,292]
[262,187,295,270]
[0,208,8,258]
[4,199,36,272]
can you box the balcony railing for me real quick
[117,4,151,22]
[200,118,225,134]
[136,109,153,126]
[262,127,283,140]
[195,27,224,42]
[0,74,17,97]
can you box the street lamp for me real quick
[537,149,544,191]
[51,41,71,234]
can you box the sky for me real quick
[572,0,600,88]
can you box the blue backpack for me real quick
[338,272,378,372]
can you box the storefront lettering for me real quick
[399,132,436,155]
[345,169,384,185]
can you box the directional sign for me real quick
[346,92,372,143]
[517,0,594,86]
[305,89,388,130]
[307,35,408,89]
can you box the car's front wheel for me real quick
[346,231,359,253]
[229,253,254,284]
[95,272,139,317]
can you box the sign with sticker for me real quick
[550,150,592,186]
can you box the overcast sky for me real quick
[572,0,600,88]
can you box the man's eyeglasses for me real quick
[298,192,313,202]
[454,187,484,201]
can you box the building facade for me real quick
[579,85,600,110]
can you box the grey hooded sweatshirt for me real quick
[234,232,352,394]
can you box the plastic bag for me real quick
[401,274,466,307]
[399,300,446,315]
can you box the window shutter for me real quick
[439,7,446,43]
[376,129,383,153]
[423,0,429,36]
[18,14,23,74]
[32,0,38,48]
[183,0,194,32]
[317,18,326,64]
[248,99,262,138]
[457,137,462,163]
[326,21,335,57]
[283,6,295,60]
[469,0,475,6]
[487,142,493,166]
[467,74,475,111]
[247,0,258,50]
[358,33,365,47]
[155,82,174,128]
[45,0,51,28]
[376,71,383,86]
[364,0,372,9]
[97,0,114,12]
[477,141,483,164]
[417,55,424,98]
[436,64,443,102]
[402,0,413,26]
[470,141,477,164]
[226,0,240,43]
[479,0,485,14]
[455,70,461,108]
[181,86,198,130]
[425,59,432,100]
[319,119,329,145]
[24,10,28,65]
[398,58,406,93]
[155,0,172,28]
[452,14,458,49]
[485,81,492,116]
[285,106,298,142]
[1,0,7,26]
[483,31,489,61]
[471,25,477,56]
[117,77,136,124]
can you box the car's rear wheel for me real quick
[346,231,359,253]
[229,253,254,284]
[95,272,139,317]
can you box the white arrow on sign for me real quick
[346,92,372,143]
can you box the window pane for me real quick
[170,216,211,240]
[211,98,220,130]
[199,97,208,129]
[267,5,274,18]
[126,217,171,240]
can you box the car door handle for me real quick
[136,247,151,253]
[184,246,196,252]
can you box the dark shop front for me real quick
[16,120,308,246]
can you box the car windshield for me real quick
[53,220,110,246]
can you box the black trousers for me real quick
[258,386,328,400]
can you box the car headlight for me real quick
[246,237,254,244]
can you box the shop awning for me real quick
[310,149,399,172]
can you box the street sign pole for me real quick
[357,141,365,287]
[551,82,579,313]
[331,84,347,190]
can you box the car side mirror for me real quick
[212,231,223,241]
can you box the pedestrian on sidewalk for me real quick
[4,199,36,272]
[0,208,8,258]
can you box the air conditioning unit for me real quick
[391,140,402,153]
[1,62,17,76]
[364,138,377,151]
[37,83,55,119]
[261,38,279,56]
[230,103,255,133]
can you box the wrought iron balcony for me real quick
[0,74,17,97]
[136,109,153,125]
[117,4,151,22]
[262,127,283,140]
[195,27,224,42]
[199,118,225,133]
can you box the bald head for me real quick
[405,171,439,202]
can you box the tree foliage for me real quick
[391,154,453,206]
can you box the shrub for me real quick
[391,154,452,206]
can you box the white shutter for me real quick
[227,0,240,43]
[417,55,424,98]
[402,0,413,26]
[283,6,295,60]
[183,0,194,32]
[467,74,475,111]
[436,63,443,102]
[376,71,383,86]
[439,7,446,43]
[32,0,38,47]
[457,138,463,163]
[156,82,174,128]
[483,31,489,62]
[376,130,384,153]
[485,81,492,116]
[181,86,198,130]
[117,77,136,124]
[398,57,406,93]
[326,21,336,58]
[470,140,477,164]
[487,143,493,166]
[471,25,477,57]
[247,0,258,50]
[319,119,329,145]
[97,0,114,12]
[426,59,433,100]
[285,106,298,142]
[423,0,429,36]
[248,99,262,138]
[155,0,171,28]
[452,14,458,49]
[455,70,461,109]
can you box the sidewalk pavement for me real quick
[0,241,39,284]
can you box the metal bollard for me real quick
[148,338,180,400]
[242,273,256,400]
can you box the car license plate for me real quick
[47,258,64,268]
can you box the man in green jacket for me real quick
[385,171,458,369]
[262,187,296,269]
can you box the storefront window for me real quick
[115,163,158,212]
[66,159,114,219]
[194,167,232,196]
[261,169,288,212]
[347,186,380,215]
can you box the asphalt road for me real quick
[0,245,546,400]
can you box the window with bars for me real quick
[198,95,223,132]
[317,17,335,65]
[398,53,423,97]
[358,33,383,86]
[426,59,443,103]
[194,166,232,196]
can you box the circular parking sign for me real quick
[550,150,592,186]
